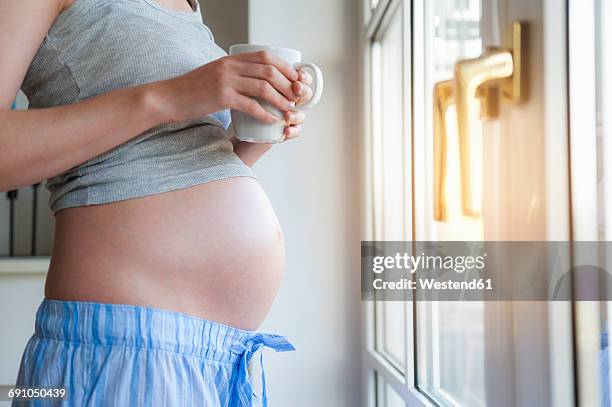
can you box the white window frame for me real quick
[361,0,432,405]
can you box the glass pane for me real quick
[436,302,485,404]
[380,302,406,369]
[372,5,408,374]
[379,6,407,241]
[416,0,486,406]
[595,0,611,239]
[376,373,407,407]
[596,0,612,404]
[430,0,483,241]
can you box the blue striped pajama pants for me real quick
[13,299,294,406]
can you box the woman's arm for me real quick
[0,86,168,191]
[0,0,169,191]
[0,0,300,191]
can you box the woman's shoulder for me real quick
[58,0,76,13]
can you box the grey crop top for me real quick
[21,0,255,213]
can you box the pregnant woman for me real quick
[1,0,313,405]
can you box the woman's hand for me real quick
[283,69,314,141]
[151,52,315,166]
[153,51,301,123]
[232,68,314,166]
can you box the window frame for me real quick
[361,0,432,405]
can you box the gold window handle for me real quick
[434,21,525,221]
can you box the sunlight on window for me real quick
[437,103,484,240]
[418,0,486,406]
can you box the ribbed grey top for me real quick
[21,0,255,213]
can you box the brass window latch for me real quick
[434,21,525,222]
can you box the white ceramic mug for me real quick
[228,44,324,143]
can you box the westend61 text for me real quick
[373,278,493,291]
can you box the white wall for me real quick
[247,1,363,406]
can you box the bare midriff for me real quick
[45,177,285,331]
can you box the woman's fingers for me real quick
[235,77,294,112]
[293,69,314,106]
[284,106,306,140]
[283,90,307,142]
[284,108,306,140]
[285,110,306,126]
[237,61,297,102]
[229,91,279,123]
[235,51,299,81]
[283,125,302,140]
[298,69,314,85]
[293,82,314,106]
[217,55,314,126]
[292,81,305,97]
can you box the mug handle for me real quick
[293,62,324,110]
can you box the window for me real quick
[363,1,487,406]
[595,0,610,239]
[598,0,612,402]
[363,1,419,406]
[371,0,409,375]
[363,0,573,406]
[569,0,612,404]
[377,373,408,407]
[414,1,486,405]
[570,0,612,407]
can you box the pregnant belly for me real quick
[45,177,285,331]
